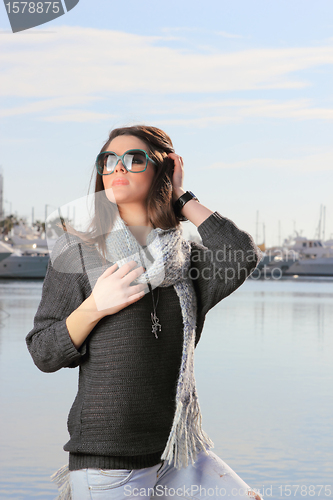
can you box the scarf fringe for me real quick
[50,464,72,500]
[161,398,214,470]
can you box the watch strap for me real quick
[174,191,199,217]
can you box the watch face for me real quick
[188,191,198,200]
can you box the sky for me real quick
[1,0,333,247]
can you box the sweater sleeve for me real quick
[25,246,90,373]
[189,211,262,346]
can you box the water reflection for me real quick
[0,278,332,499]
[195,278,333,495]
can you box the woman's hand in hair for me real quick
[90,260,149,318]
[168,152,186,203]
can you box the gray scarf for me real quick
[51,214,214,499]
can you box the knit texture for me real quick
[26,211,262,500]
[103,213,214,469]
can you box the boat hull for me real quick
[284,257,333,277]
[0,255,49,278]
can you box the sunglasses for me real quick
[96,149,157,175]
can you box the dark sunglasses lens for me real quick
[96,154,105,174]
[124,151,147,171]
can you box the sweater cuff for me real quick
[197,211,227,241]
[57,318,87,362]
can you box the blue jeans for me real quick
[69,450,263,499]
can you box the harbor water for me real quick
[0,277,332,499]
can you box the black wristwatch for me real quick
[174,191,199,218]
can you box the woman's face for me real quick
[102,135,156,207]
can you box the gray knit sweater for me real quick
[26,211,262,471]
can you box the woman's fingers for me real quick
[126,289,147,305]
[99,260,140,281]
[114,260,142,279]
[168,152,184,195]
[93,260,148,315]
[111,260,147,285]
[124,265,147,286]
[168,152,183,165]
[99,262,119,279]
[128,283,150,296]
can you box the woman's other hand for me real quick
[91,260,149,318]
[168,152,186,203]
[65,260,148,349]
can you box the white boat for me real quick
[280,234,333,276]
[0,221,56,278]
[0,241,14,262]
[282,235,333,258]
[251,247,300,279]
[9,223,57,251]
[252,233,333,278]
[284,257,333,277]
[0,248,49,278]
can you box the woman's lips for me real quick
[111,178,129,186]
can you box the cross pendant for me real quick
[151,312,162,339]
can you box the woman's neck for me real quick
[118,205,152,227]
[118,205,154,246]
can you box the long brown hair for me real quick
[68,125,186,260]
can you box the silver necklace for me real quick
[123,224,161,338]
[148,282,161,339]
[138,247,161,339]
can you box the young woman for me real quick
[26,125,263,500]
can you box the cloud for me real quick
[216,31,243,39]
[41,110,117,123]
[160,26,243,39]
[1,26,333,97]
[1,26,333,122]
[203,150,333,173]
[154,98,333,126]
[0,96,101,117]
[3,94,333,125]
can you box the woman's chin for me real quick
[103,187,117,204]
